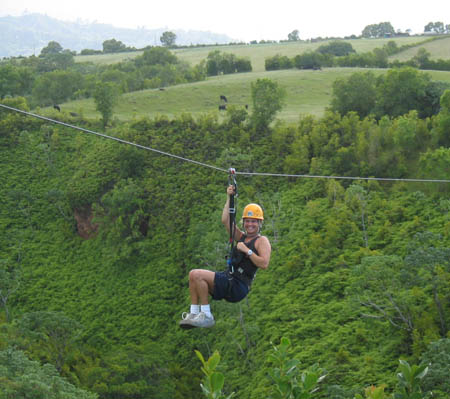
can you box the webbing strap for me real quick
[227,168,237,273]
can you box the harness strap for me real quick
[227,168,237,274]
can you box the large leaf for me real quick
[211,371,225,393]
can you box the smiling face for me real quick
[243,218,261,236]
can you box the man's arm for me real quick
[236,236,271,270]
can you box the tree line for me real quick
[0,44,251,110]
[265,36,450,72]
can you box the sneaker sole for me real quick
[179,321,197,329]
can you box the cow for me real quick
[220,95,227,102]
[218,104,227,111]
[53,104,61,112]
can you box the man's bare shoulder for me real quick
[257,235,271,246]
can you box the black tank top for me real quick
[229,235,259,285]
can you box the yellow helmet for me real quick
[242,203,264,220]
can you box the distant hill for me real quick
[0,13,235,58]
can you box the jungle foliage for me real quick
[0,76,449,399]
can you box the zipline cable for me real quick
[1,103,449,184]
[0,103,227,174]
[233,171,450,183]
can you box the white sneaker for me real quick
[179,312,198,329]
[190,312,215,328]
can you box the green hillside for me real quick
[389,36,450,62]
[48,68,450,123]
[1,86,450,398]
[75,36,427,72]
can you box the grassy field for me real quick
[64,37,450,125]
[47,67,450,125]
[389,35,450,61]
[76,36,426,72]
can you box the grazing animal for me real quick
[159,87,165,91]
[245,104,249,110]
[220,95,228,102]
[70,112,79,117]
[53,104,60,112]
[218,104,227,111]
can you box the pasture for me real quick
[49,68,450,124]
[75,36,428,72]
[66,37,450,124]
[389,36,450,61]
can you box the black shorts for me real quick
[212,271,249,303]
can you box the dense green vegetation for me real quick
[330,67,450,119]
[1,67,449,398]
[1,31,450,398]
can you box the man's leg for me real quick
[180,269,216,328]
[189,269,215,305]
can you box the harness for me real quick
[229,235,260,286]
[226,168,259,288]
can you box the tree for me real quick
[0,347,97,399]
[234,57,252,72]
[345,184,369,248]
[265,54,293,71]
[350,255,415,332]
[375,67,431,118]
[413,48,431,69]
[32,70,82,106]
[330,71,377,117]
[205,50,251,76]
[206,51,221,75]
[0,259,21,322]
[39,41,63,56]
[93,82,120,128]
[37,50,75,72]
[287,30,300,41]
[17,311,82,372]
[102,38,127,53]
[0,64,35,98]
[404,232,450,337]
[293,51,326,69]
[430,90,450,148]
[250,78,286,133]
[317,41,355,56]
[160,31,177,47]
[362,22,395,38]
[135,46,178,67]
[424,22,445,34]
[421,339,450,397]
[418,80,450,119]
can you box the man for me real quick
[179,185,271,328]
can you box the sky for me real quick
[1,0,448,41]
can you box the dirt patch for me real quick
[74,206,98,239]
